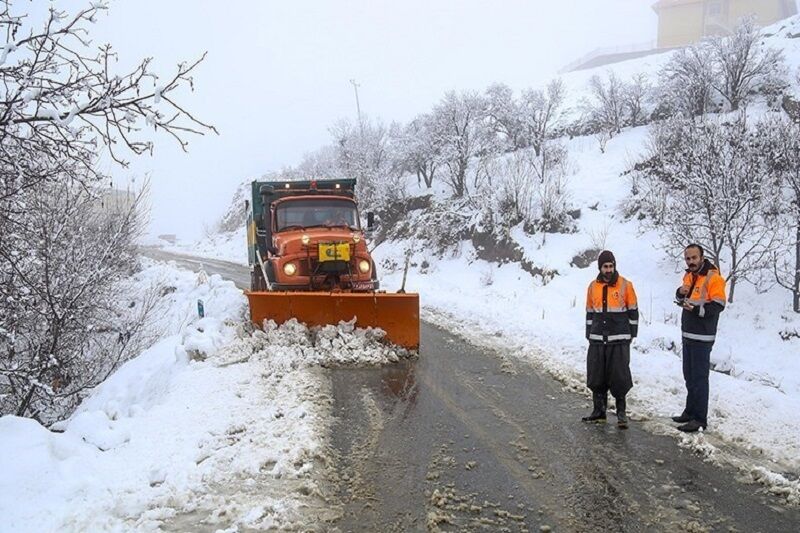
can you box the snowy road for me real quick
[141,248,800,532]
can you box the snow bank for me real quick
[0,261,410,531]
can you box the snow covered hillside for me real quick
[0,261,411,531]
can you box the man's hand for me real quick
[678,285,690,296]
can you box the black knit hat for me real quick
[597,250,616,270]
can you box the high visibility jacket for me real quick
[586,273,638,344]
[676,260,726,343]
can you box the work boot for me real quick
[677,420,706,433]
[582,392,607,422]
[616,397,628,429]
[671,412,691,423]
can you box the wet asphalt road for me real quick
[329,322,800,532]
[142,248,800,532]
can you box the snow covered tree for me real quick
[484,83,526,151]
[530,142,572,233]
[630,115,782,302]
[430,91,495,198]
[658,45,717,117]
[708,17,786,112]
[0,2,213,421]
[585,72,625,135]
[622,73,651,128]
[520,79,565,156]
[329,116,403,207]
[491,151,536,227]
[396,113,441,189]
[0,181,154,422]
[0,2,214,209]
[761,115,800,312]
[483,80,565,156]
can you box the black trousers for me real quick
[586,342,633,398]
[682,339,713,426]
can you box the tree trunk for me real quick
[728,249,737,304]
[794,219,800,313]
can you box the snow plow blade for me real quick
[246,291,420,350]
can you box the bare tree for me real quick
[761,115,800,312]
[492,151,536,226]
[431,91,495,197]
[0,181,155,422]
[0,2,213,422]
[397,113,440,189]
[630,115,781,302]
[659,45,717,117]
[0,2,215,209]
[708,17,786,111]
[531,142,572,233]
[623,73,651,127]
[329,116,402,207]
[586,72,625,135]
[520,79,566,156]
[484,83,525,151]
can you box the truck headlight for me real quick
[301,234,310,245]
[358,260,370,273]
[283,263,297,276]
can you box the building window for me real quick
[706,0,723,18]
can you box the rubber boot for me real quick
[616,397,629,429]
[582,392,607,422]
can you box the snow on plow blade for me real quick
[246,291,420,350]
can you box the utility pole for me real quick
[349,78,364,135]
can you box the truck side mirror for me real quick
[367,211,375,231]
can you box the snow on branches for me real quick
[0,1,214,422]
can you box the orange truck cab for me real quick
[247,179,378,292]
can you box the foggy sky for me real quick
[83,1,659,238]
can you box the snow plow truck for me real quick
[245,178,420,349]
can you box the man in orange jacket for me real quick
[672,243,726,433]
[583,250,638,429]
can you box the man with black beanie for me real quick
[583,250,639,428]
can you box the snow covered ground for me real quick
[0,260,410,532]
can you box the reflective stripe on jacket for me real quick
[585,273,639,344]
[677,259,726,343]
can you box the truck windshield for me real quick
[275,199,360,231]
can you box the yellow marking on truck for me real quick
[318,242,350,262]
[247,220,257,247]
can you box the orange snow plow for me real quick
[245,291,420,349]
[244,178,420,350]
